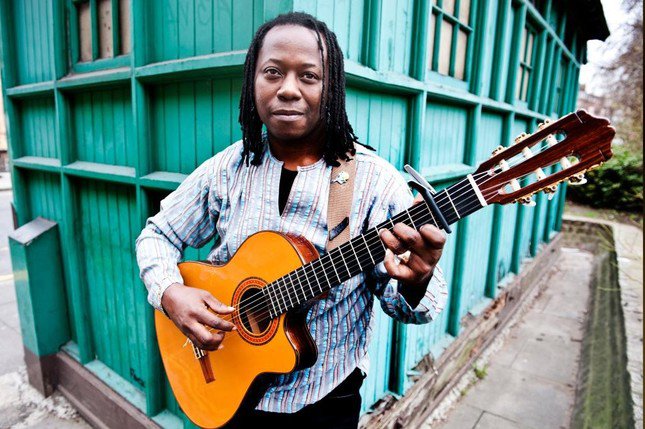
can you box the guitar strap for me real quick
[326,148,357,251]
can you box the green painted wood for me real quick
[505,3,526,104]
[421,101,468,170]
[294,0,365,64]
[345,87,409,167]
[70,87,135,168]
[16,97,58,159]
[376,0,415,75]
[488,0,511,101]
[149,78,243,175]
[0,0,593,423]
[9,218,71,356]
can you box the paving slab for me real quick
[435,249,593,429]
[0,322,24,376]
[0,299,21,333]
[475,412,529,429]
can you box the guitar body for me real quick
[155,231,319,428]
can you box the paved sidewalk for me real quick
[432,248,594,429]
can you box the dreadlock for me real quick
[239,12,368,167]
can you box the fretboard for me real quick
[262,173,489,319]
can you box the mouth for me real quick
[272,110,304,122]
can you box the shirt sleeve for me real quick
[135,156,224,312]
[365,170,448,325]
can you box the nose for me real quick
[277,72,301,101]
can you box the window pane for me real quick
[427,12,436,70]
[442,0,456,15]
[526,32,534,64]
[459,0,471,24]
[439,21,453,75]
[455,29,468,79]
[522,69,531,100]
[98,0,114,58]
[119,0,131,54]
[78,2,92,62]
[520,28,527,63]
[516,68,524,100]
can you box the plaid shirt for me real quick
[135,141,447,413]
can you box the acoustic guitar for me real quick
[155,110,615,428]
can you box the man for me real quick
[136,12,447,428]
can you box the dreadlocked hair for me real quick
[239,12,368,167]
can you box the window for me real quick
[72,0,131,64]
[516,24,538,102]
[427,0,473,81]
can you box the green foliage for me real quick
[567,146,643,212]
[472,364,488,380]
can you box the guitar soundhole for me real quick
[238,287,271,335]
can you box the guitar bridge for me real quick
[188,339,215,383]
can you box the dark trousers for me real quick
[224,368,365,428]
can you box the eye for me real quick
[264,67,282,78]
[302,71,319,81]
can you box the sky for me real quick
[579,0,631,92]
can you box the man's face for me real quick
[254,25,325,142]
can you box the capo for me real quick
[404,165,452,234]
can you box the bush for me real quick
[567,146,643,212]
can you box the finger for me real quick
[191,323,224,351]
[383,248,416,282]
[391,223,424,252]
[197,307,236,332]
[379,228,408,255]
[202,292,235,315]
[418,224,447,249]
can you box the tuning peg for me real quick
[568,173,587,185]
[517,195,536,207]
[491,145,505,157]
[543,184,558,200]
[514,132,529,144]
[537,119,552,130]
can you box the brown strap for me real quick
[327,153,356,251]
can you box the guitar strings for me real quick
[205,138,562,330]
[215,143,557,328]
[229,140,558,320]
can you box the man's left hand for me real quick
[379,200,446,306]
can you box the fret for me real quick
[328,252,342,285]
[318,257,331,292]
[278,277,289,310]
[263,287,276,318]
[362,234,376,265]
[348,240,362,271]
[406,209,416,229]
[286,274,296,308]
[301,265,315,300]
[444,188,460,219]
[293,268,308,302]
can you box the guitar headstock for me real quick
[474,110,615,206]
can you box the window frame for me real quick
[69,0,131,73]
[426,0,477,88]
[514,18,541,106]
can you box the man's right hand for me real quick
[161,283,236,351]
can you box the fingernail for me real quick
[231,325,237,331]
[218,344,224,350]
[228,306,235,312]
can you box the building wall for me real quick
[0,1,588,427]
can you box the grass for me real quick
[565,200,643,229]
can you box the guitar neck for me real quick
[263,173,490,319]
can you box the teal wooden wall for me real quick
[0,0,591,426]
